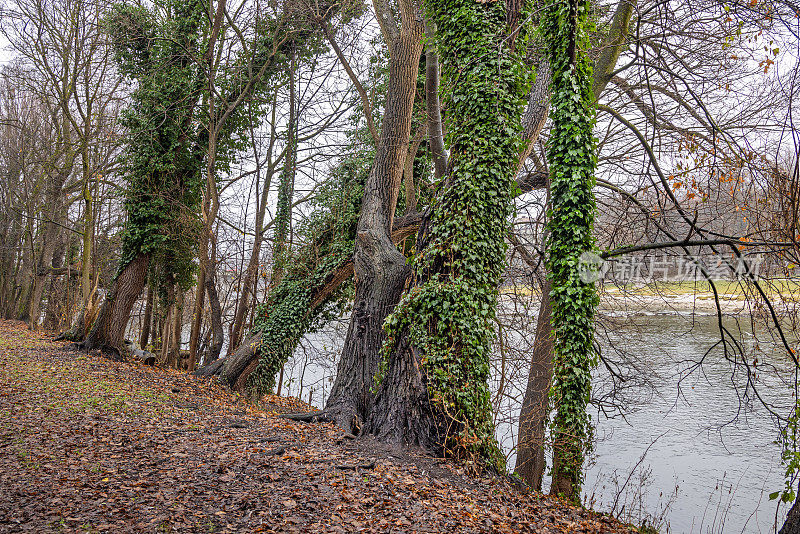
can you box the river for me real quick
[278,303,795,533]
[570,311,791,533]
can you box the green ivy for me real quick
[105,0,206,291]
[542,0,599,499]
[243,38,435,399]
[773,400,800,504]
[246,154,368,397]
[382,0,531,470]
[106,0,337,298]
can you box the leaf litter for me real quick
[0,320,636,533]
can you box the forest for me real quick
[1,0,799,531]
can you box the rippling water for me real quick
[584,312,793,533]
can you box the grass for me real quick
[0,347,171,419]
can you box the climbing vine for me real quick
[246,155,368,397]
[105,0,206,291]
[242,31,445,398]
[542,0,599,499]
[106,0,338,302]
[382,0,531,470]
[773,398,800,504]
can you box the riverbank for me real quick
[0,320,634,533]
[502,280,799,314]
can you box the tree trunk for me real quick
[81,253,149,356]
[514,279,553,490]
[781,489,800,534]
[545,0,598,501]
[188,247,207,369]
[79,149,94,307]
[14,217,35,322]
[227,171,271,355]
[193,257,356,388]
[205,270,224,364]
[363,272,439,450]
[362,0,533,470]
[161,283,175,366]
[58,279,101,343]
[195,331,262,388]
[424,21,447,181]
[322,19,424,433]
[366,347,441,450]
[139,283,154,349]
[42,234,68,332]
[325,253,409,431]
[204,237,224,364]
[172,287,184,367]
[26,185,66,330]
[194,211,424,392]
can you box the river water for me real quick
[567,311,792,533]
[280,305,796,533]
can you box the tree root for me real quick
[281,406,364,438]
[281,411,333,424]
[335,461,376,470]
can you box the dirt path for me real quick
[0,320,634,533]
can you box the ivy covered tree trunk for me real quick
[194,256,354,390]
[513,0,633,492]
[75,0,207,355]
[368,0,529,468]
[542,0,599,501]
[322,13,424,433]
[270,47,298,286]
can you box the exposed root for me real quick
[281,410,333,424]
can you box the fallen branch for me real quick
[281,411,333,423]
[335,461,376,471]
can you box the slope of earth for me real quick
[0,320,635,533]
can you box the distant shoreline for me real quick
[501,280,798,314]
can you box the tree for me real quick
[0,0,124,331]
[366,0,531,468]
[540,0,598,500]
[320,0,425,431]
[81,0,337,356]
[513,0,635,491]
[81,0,207,354]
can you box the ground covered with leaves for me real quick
[0,320,635,533]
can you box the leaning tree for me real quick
[77,0,339,355]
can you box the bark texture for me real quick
[139,283,154,349]
[204,266,224,364]
[80,253,150,356]
[514,279,553,489]
[322,15,424,433]
[782,493,800,534]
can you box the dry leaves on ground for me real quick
[0,320,636,533]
